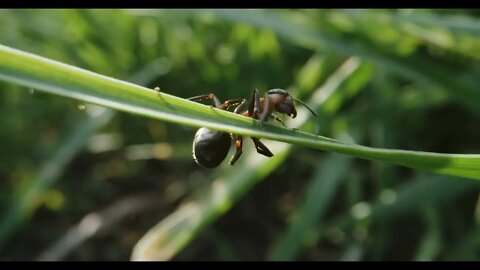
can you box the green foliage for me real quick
[0,9,480,261]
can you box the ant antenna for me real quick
[293,98,318,117]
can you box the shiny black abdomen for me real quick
[192,127,231,168]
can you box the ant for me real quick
[188,88,317,168]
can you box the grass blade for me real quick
[268,154,350,260]
[0,44,480,181]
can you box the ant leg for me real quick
[251,137,274,157]
[188,94,245,111]
[254,89,262,116]
[248,89,258,118]
[188,93,222,107]
[247,88,264,118]
[229,135,244,165]
[218,98,246,110]
[259,94,272,125]
[233,99,248,114]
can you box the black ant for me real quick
[188,88,317,168]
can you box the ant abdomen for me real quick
[192,127,231,168]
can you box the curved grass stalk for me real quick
[0,44,479,181]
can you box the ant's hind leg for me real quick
[219,98,246,111]
[251,137,273,157]
[187,93,222,107]
[188,94,245,111]
[229,136,244,165]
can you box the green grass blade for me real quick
[0,44,480,180]
[394,11,480,35]
[268,154,350,260]
[414,207,441,261]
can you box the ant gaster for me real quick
[188,88,317,168]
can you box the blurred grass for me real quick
[135,9,480,114]
[0,55,168,247]
[268,154,350,260]
[0,9,480,261]
[0,108,114,247]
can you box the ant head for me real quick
[266,89,318,118]
[266,89,297,118]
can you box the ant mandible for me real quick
[188,88,317,168]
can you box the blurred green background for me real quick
[1,9,480,261]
